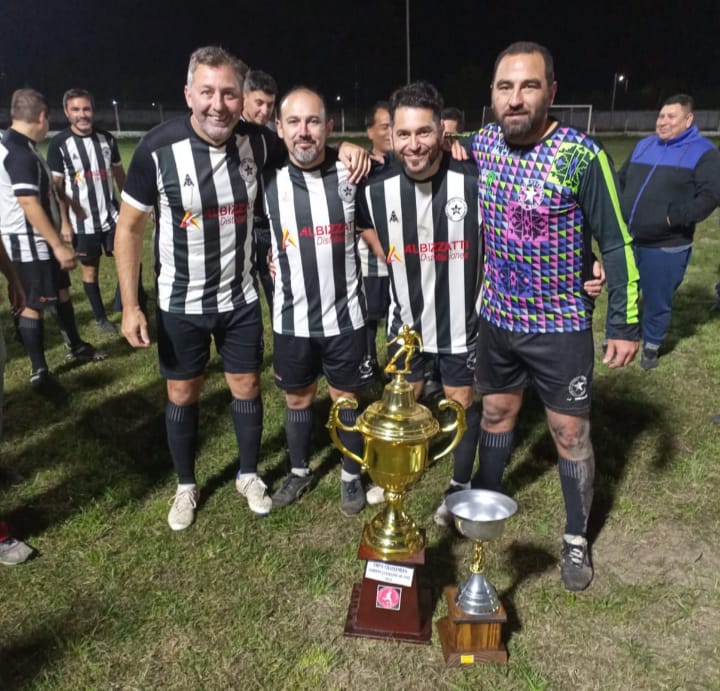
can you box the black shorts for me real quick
[73,228,115,263]
[157,302,263,380]
[15,258,71,311]
[385,340,475,388]
[363,276,390,321]
[474,319,594,414]
[273,328,366,391]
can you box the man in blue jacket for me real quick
[619,94,720,369]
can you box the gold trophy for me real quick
[327,324,467,642]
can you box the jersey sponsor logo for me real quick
[72,169,109,186]
[239,158,257,183]
[180,210,201,229]
[492,258,533,297]
[298,223,351,245]
[402,239,469,262]
[567,375,588,401]
[549,143,592,191]
[203,202,248,225]
[338,181,356,202]
[73,171,84,185]
[183,174,195,187]
[282,228,298,249]
[446,197,468,221]
[389,210,399,223]
[386,244,402,264]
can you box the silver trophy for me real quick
[445,489,518,615]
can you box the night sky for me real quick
[2,0,720,117]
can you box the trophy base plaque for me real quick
[436,586,509,665]
[343,532,432,644]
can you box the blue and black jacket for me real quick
[618,125,720,247]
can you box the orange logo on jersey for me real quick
[387,244,402,264]
[73,172,84,186]
[282,228,297,249]
[180,210,201,229]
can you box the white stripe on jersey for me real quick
[357,235,389,277]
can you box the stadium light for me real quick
[610,73,628,127]
[336,95,345,134]
[112,99,121,132]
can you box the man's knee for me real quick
[167,377,203,406]
[481,392,522,430]
[547,414,592,459]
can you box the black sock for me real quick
[365,321,378,362]
[558,455,595,537]
[53,300,82,347]
[166,402,199,484]
[231,397,263,474]
[473,429,514,490]
[286,406,313,471]
[83,281,107,321]
[18,316,47,371]
[451,403,480,484]
[338,406,363,475]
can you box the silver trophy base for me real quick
[455,572,499,615]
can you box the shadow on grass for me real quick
[657,282,716,355]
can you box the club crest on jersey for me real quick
[183,175,194,187]
[282,228,297,249]
[567,375,588,401]
[518,179,543,210]
[239,158,257,183]
[446,197,468,222]
[180,210,201,230]
[338,181,356,202]
[102,146,111,159]
[386,244,402,264]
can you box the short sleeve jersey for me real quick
[463,122,639,339]
[47,128,122,234]
[356,152,482,354]
[122,116,278,315]
[0,128,60,262]
[263,148,366,338]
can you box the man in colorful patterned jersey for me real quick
[263,87,368,515]
[47,89,127,334]
[357,81,482,527]
[0,89,107,390]
[115,47,281,530]
[458,42,640,591]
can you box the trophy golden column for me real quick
[327,325,467,643]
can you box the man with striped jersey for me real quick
[263,87,368,515]
[0,89,107,390]
[356,81,483,527]
[47,89,128,334]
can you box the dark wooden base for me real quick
[436,586,509,665]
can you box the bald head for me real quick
[276,88,333,168]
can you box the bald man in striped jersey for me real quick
[263,87,368,516]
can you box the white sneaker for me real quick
[236,474,272,515]
[366,485,386,505]
[433,485,466,528]
[168,484,199,531]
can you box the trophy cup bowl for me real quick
[445,489,517,615]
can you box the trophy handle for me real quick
[326,397,364,466]
[431,399,467,461]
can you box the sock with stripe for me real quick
[231,396,263,474]
[166,402,199,485]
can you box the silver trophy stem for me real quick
[456,572,500,615]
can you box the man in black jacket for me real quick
[619,94,720,369]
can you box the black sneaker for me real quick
[95,319,117,335]
[561,537,594,591]
[30,367,50,388]
[341,477,366,516]
[65,341,108,362]
[271,472,314,508]
[640,350,658,370]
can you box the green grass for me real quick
[1,138,720,689]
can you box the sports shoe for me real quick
[0,537,34,565]
[433,484,466,527]
[65,341,108,362]
[167,484,199,531]
[640,346,659,370]
[366,484,386,505]
[30,367,50,388]
[561,535,594,591]
[235,474,272,515]
[341,477,366,516]
[271,472,314,508]
[95,319,117,335]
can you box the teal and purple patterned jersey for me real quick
[465,122,639,340]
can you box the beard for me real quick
[495,96,551,145]
[291,141,321,165]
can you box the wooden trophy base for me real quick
[436,586,509,665]
[343,532,432,644]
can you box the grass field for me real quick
[1,137,719,690]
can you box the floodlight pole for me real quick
[336,95,345,134]
[611,73,626,129]
[112,100,121,132]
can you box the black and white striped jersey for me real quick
[122,116,281,315]
[356,152,482,354]
[263,148,366,338]
[357,235,389,279]
[47,128,121,234]
[0,128,60,262]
